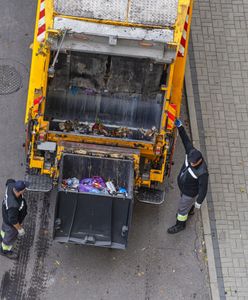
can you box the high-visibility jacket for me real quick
[177,127,208,204]
[2,179,27,226]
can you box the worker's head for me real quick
[13,180,29,196]
[188,149,203,167]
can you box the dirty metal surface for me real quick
[53,18,174,43]
[25,174,53,192]
[45,52,164,131]
[54,0,178,27]
[0,65,22,95]
[136,186,166,204]
[60,141,140,158]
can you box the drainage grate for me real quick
[0,65,22,95]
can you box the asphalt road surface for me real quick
[0,1,210,299]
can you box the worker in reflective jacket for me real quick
[0,179,29,259]
[167,119,209,234]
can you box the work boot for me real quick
[167,220,186,234]
[0,247,19,260]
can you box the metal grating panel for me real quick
[129,0,178,26]
[25,174,53,192]
[54,0,128,22]
[54,0,179,27]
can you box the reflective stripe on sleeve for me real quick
[19,201,24,211]
[185,155,198,179]
[185,155,188,167]
[188,168,198,179]
[4,187,8,209]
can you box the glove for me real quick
[175,119,183,128]
[18,228,25,237]
[194,202,201,209]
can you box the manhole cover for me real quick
[0,65,22,95]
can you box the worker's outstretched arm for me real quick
[175,119,194,154]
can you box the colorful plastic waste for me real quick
[106,181,116,195]
[78,184,102,194]
[118,187,128,197]
[62,176,128,197]
[78,176,107,194]
[71,177,79,189]
[62,177,80,190]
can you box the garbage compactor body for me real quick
[25,0,194,249]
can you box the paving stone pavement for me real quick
[189,0,248,299]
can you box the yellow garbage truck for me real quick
[25,0,193,249]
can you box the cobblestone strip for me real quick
[185,58,220,300]
[189,0,248,299]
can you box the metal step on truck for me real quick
[25,0,193,249]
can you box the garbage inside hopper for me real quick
[56,119,158,141]
[62,176,128,197]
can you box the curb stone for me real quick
[185,57,221,300]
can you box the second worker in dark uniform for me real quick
[1,179,29,259]
[167,119,209,234]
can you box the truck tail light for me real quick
[38,132,46,142]
[155,146,162,155]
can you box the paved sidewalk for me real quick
[189,0,248,299]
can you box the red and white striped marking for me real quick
[37,0,46,43]
[166,103,177,130]
[33,95,43,114]
[177,7,190,57]
[33,95,43,106]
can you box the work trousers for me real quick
[177,194,196,222]
[1,222,18,251]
